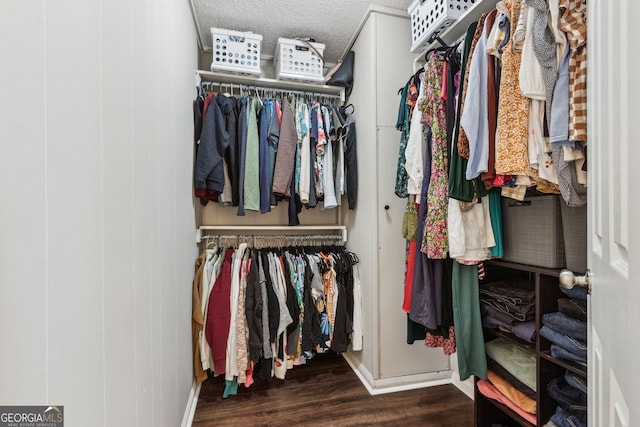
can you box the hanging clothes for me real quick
[449,21,486,203]
[339,105,358,210]
[452,261,487,381]
[495,0,536,180]
[395,81,412,198]
[193,86,356,218]
[195,94,234,204]
[192,240,362,396]
[191,251,208,384]
[244,98,262,211]
[559,0,587,145]
[404,73,427,197]
[298,103,312,204]
[459,9,495,181]
[205,248,234,377]
[457,12,489,161]
[258,102,272,213]
[420,52,450,259]
[236,96,248,215]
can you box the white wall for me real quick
[0,1,198,426]
[345,10,450,389]
[345,12,377,378]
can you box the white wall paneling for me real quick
[344,8,451,392]
[0,0,198,425]
[0,0,48,405]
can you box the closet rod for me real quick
[201,233,345,248]
[200,81,344,104]
[196,225,347,244]
[196,71,345,102]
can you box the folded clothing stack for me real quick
[543,371,587,427]
[540,284,588,365]
[541,285,588,427]
[480,278,536,343]
[480,337,537,422]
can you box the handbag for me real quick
[325,51,355,98]
[401,198,418,241]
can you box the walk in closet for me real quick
[6,0,639,426]
[192,1,590,422]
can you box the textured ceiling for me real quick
[190,0,412,64]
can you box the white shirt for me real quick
[404,72,427,195]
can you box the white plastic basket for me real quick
[274,38,325,83]
[408,0,478,52]
[210,28,262,75]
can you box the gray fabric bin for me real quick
[560,202,587,273]
[501,195,566,268]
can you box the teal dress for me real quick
[452,261,487,380]
[395,81,411,198]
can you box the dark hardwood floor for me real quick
[193,353,474,426]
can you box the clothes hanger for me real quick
[423,33,452,63]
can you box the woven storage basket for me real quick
[560,202,587,273]
[501,195,566,268]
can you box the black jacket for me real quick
[194,94,235,201]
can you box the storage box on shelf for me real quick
[501,195,566,269]
[559,203,587,273]
[210,27,262,76]
[408,0,479,52]
[274,37,325,83]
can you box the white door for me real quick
[588,0,638,425]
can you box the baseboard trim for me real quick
[181,380,202,427]
[448,354,475,399]
[451,372,475,399]
[342,351,454,395]
[342,351,376,394]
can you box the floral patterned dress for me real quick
[420,53,449,259]
[495,0,536,178]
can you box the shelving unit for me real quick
[410,0,500,70]
[476,260,587,426]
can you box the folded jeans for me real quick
[559,284,588,301]
[542,312,587,342]
[547,376,587,415]
[550,344,587,365]
[540,325,587,362]
[550,406,587,427]
[564,370,587,395]
[557,298,587,322]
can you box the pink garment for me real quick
[244,361,254,388]
[477,379,537,425]
[441,61,448,102]
[403,240,416,313]
[275,100,282,125]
